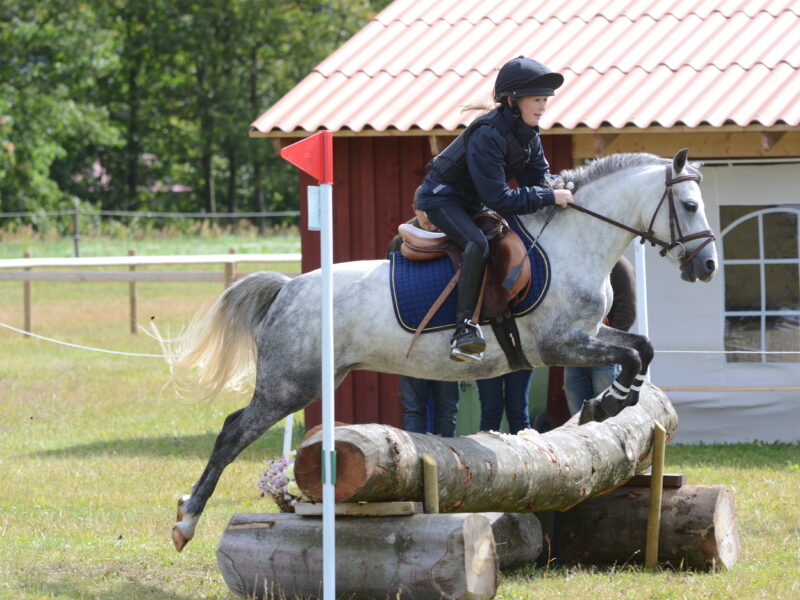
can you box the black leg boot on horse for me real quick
[450,241,488,362]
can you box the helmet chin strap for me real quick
[507,97,521,117]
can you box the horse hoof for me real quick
[172,523,190,552]
[578,399,596,425]
[579,398,612,425]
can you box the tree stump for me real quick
[296,382,678,513]
[551,484,739,570]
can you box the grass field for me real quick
[1,234,799,599]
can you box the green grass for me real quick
[1,235,799,599]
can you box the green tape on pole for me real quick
[321,450,337,485]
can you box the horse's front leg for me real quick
[540,330,643,425]
[596,324,654,407]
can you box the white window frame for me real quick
[721,206,800,363]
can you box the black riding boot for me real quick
[450,242,487,362]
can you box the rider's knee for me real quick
[464,238,489,261]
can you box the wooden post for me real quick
[23,250,31,337]
[645,421,666,570]
[128,249,137,335]
[224,248,237,287]
[72,210,80,257]
[422,452,439,514]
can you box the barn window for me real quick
[721,206,800,363]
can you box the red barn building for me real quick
[252,1,800,442]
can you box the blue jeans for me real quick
[399,376,459,437]
[477,370,533,434]
[563,364,621,416]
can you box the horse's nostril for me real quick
[706,259,716,272]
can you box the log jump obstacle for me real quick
[216,384,739,599]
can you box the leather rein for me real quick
[567,164,716,269]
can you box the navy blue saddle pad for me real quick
[389,214,551,333]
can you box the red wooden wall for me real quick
[296,134,572,429]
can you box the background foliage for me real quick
[0,0,391,216]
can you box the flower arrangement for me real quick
[258,451,305,512]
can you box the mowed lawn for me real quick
[1,237,799,599]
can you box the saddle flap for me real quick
[481,227,532,320]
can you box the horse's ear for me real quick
[673,148,689,173]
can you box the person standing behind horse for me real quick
[563,256,637,415]
[415,56,574,362]
[477,369,534,434]
[388,206,460,436]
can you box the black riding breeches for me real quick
[424,206,489,259]
[425,206,489,322]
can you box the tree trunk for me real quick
[295,383,677,512]
[550,484,739,571]
[216,512,500,600]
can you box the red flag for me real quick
[279,130,333,184]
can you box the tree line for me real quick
[0,0,389,220]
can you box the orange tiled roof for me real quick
[250,0,800,135]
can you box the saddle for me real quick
[398,211,532,356]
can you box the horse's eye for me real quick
[682,200,698,213]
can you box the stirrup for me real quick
[450,346,484,362]
[449,321,485,362]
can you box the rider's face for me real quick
[515,96,549,127]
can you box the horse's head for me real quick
[644,149,718,283]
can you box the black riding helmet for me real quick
[494,56,564,102]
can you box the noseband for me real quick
[568,164,716,269]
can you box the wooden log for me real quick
[216,512,499,600]
[551,484,739,570]
[295,382,678,512]
[483,512,543,571]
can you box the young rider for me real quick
[415,56,575,362]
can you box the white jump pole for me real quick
[634,242,651,382]
[282,413,294,457]
[319,181,336,599]
[280,131,336,599]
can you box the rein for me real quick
[568,164,716,269]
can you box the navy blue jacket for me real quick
[416,106,556,216]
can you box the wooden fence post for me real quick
[129,249,137,335]
[645,421,667,570]
[72,210,81,257]
[23,250,31,337]
[224,248,237,287]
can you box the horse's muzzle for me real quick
[681,255,716,283]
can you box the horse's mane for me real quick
[558,153,702,188]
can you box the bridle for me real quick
[568,164,716,269]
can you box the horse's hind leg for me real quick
[172,381,314,551]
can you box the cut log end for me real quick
[295,440,368,502]
[712,485,740,570]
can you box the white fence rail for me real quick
[0,252,301,335]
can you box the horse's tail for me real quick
[161,271,291,399]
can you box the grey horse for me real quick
[167,149,717,551]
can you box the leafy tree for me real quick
[0,1,122,213]
[0,0,391,221]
